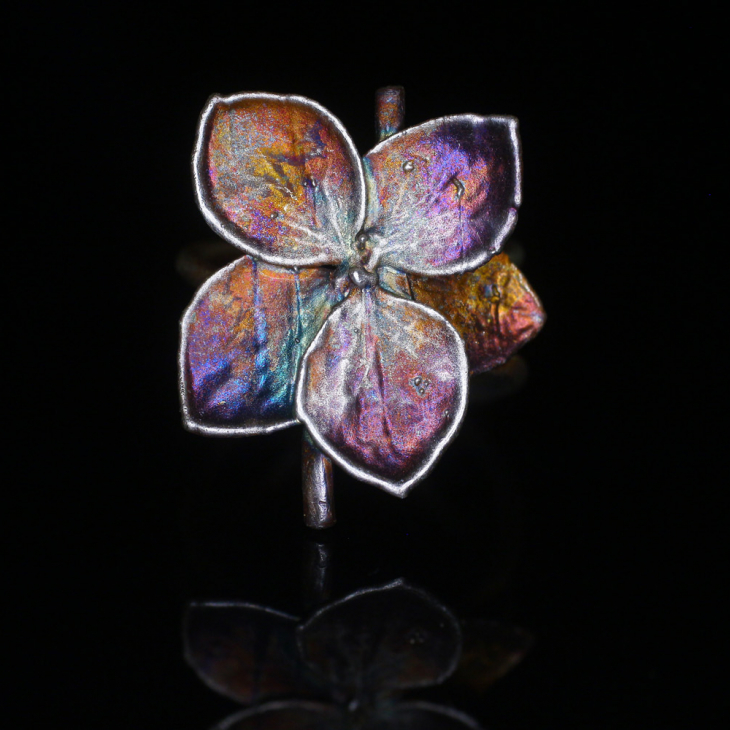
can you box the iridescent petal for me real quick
[377,265,412,298]
[298,581,461,696]
[409,253,545,375]
[362,116,521,275]
[296,288,468,495]
[181,256,345,434]
[194,93,365,267]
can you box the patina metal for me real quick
[179,86,543,526]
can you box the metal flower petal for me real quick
[181,256,345,434]
[194,93,366,267]
[184,602,309,705]
[296,287,468,495]
[297,581,461,696]
[410,253,545,375]
[362,115,521,275]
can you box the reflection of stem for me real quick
[301,539,332,609]
[302,430,336,529]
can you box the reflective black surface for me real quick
[13,8,722,729]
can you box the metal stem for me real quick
[301,539,332,608]
[302,431,336,529]
[300,88,405,528]
[375,86,405,141]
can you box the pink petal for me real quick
[363,116,520,275]
[181,256,344,434]
[296,288,468,494]
[195,93,365,267]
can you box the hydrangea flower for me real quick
[180,90,543,499]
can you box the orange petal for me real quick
[409,253,545,375]
[195,93,365,267]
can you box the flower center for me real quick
[352,229,379,272]
[355,231,370,253]
[348,266,379,289]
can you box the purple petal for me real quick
[363,116,520,275]
[181,256,344,434]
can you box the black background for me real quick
[12,5,723,728]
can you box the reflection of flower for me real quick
[180,93,543,494]
[185,580,530,730]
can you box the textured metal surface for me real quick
[302,433,336,529]
[194,93,365,268]
[410,253,545,375]
[377,265,412,298]
[362,115,521,275]
[183,90,538,500]
[296,288,468,495]
[375,86,405,141]
[180,256,345,434]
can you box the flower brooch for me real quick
[179,87,544,527]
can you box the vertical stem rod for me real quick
[375,86,405,141]
[301,539,332,609]
[302,431,336,529]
